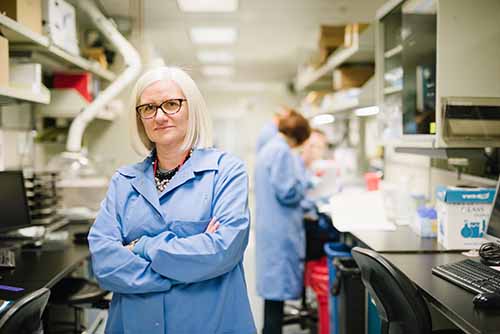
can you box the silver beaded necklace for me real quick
[153,148,193,192]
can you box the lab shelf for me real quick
[295,24,375,92]
[394,146,485,160]
[10,45,116,82]
[0,14,116,81]
[320,76,375,115]
[35,89,116,121]
[0,85,50,105]
[0,14,48,46]
[383,86,403,95]
[383,44,403,58]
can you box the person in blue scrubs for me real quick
[254,110,311,334]
[256,106,291,153]
[88,66,255,334]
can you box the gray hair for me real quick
[129,66,213,155]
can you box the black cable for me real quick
[479,242,500,266]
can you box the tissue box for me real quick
[42,0,79,55]
[436,186,496,249]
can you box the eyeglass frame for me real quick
[136,98,187,119]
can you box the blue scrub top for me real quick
[256,121,278,153]
[88,148,256,334]
[254,135,308,300]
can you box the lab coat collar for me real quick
[117,148,221,213]
[159,147,221,197]
[130,152,162,216]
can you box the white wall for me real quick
[201,81,297,164]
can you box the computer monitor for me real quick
[0,171,32,233]
[485,177,500,243]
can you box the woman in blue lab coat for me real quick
[255,106,291,153]
[254,110,311,334]
[88,66,255,334]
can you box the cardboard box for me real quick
[0,36,8,87]
[344,23,369,48]
[436,186,496,249]
[333,65,374,91]
[0,0,42,35]
[42,0,79,55]
[319,25,346,49]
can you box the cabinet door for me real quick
[401,0,436,135]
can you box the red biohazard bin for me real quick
[305,257,330,334]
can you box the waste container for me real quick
[305,257,330,334]
[323,242,351,334]
[332,257,366,334]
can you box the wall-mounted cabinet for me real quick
[376,0,500,148]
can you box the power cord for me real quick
[479,242,500,266]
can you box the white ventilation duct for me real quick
[66,0,141,152]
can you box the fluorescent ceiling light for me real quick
[355,106,380,117]
[190,27,237,44]
[197,50,235,63]
[202,66,234,77]
[177,0,238,12]
[311,114,335,126]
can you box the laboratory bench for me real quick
[384,252,500,334]
[322,189,497,333]
[0,223,91,302]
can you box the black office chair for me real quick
[0,287,50,334]
[351,247,464,334]
[48,277,109,333]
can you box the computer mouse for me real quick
[473,292,500,309]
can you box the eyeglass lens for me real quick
[137,99,184,118]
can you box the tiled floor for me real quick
[244,228,311,334]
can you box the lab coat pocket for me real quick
[121,293,164,334]
[169,219,211,238]
[122,196,164,242]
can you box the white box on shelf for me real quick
[35,88,116,120]
[436,186,496,250]
[42,0,79,55]
[9,62,42,93]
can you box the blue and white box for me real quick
[436,186,496,249]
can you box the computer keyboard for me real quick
[0,249,15,269]
[432,259,500,294]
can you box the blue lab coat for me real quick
[254,135,308,300]
[256,121,278,153]
[88,148,256,334]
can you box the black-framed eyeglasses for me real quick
[136,99,187,119]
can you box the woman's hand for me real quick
[205,217,220,233]
[126,239,139,251]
